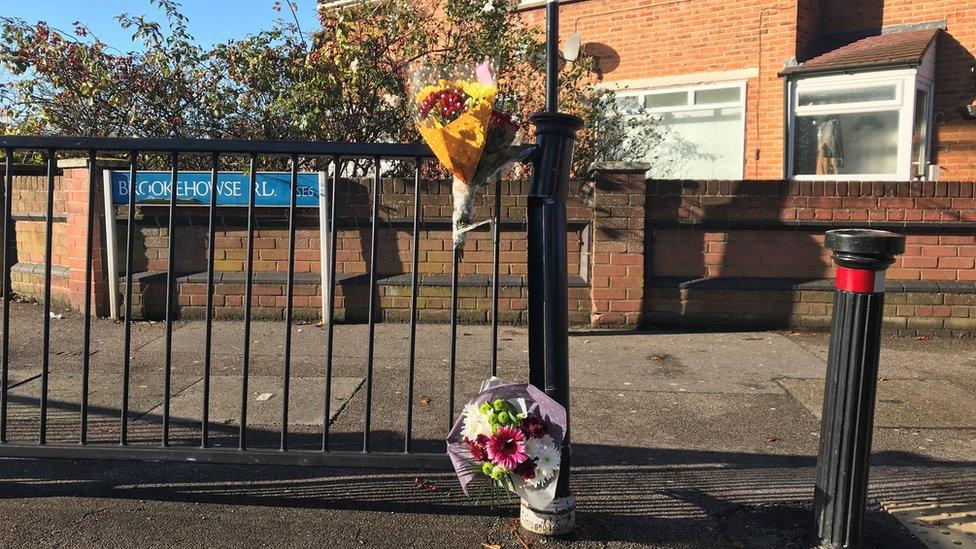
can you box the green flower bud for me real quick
[497,411,510,424]
[481,462,493,476]
[487,411,497,425]
[492,399,506,412]
[490,465,509,480]
[479,403,492,414]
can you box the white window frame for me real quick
[615,81,747,180]
[787,67,934,181]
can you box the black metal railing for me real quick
[0,136,532,470]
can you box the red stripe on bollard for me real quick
[835,267,885,293]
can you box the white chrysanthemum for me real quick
[527,466,556,487]
[461,403,492,439]
[524,434,556,459]
[535,444,560,474]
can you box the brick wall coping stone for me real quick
[648,276,976,294]
[57,158,129,169]
[12,262,70,278]
[123,270,588,289]
[647,219,976,234]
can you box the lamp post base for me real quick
[520,496,576,536]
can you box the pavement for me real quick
[0,302,974,548]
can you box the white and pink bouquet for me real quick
[447,378,567,508]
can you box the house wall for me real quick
[520,0,976,180]
[521,0,802,179]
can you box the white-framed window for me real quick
[615,82,747,180]
[787,68,934,181]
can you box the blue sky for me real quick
[2,0,321,50]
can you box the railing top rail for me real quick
[0,135,434,157]
[0,135,537,160]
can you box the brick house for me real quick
[520,0,975,181]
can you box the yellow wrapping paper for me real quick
[417,100,494,185]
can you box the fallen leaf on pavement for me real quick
[315,320,325,328]
[419,396,431,406]
[648,354,669,362]
[767,437,779,443]
[412,477,438,492]
[481,544,502,549]
[915,335,928,341]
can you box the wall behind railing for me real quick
[9,158,976,335]
[592,164,976,336]
[5,158,593,325]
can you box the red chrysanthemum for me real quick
[464,437,489,462]
[486,426,528,469]
[513,458,537,481]
[520,414,548,439]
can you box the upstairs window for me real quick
[615,83,746,180]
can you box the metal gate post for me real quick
[814,229,905,549]
[522,112,583,536]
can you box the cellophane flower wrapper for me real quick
[406,60,524,251]
[446,377,567,510]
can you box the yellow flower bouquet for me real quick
[407,61,522,251]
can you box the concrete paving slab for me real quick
[567,331,826,394]
[883,502,976,548]
[777,378,976,428]
[163,375,363,427]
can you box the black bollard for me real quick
[815,229,906,549]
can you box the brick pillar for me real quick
[588,163,649,328]
[58,158,119,317]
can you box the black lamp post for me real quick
[521,0,584,536]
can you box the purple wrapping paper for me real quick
[446,377,567,502]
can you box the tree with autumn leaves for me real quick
[0,0,660,177]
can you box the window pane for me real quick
[793,111,900,176]
[615,95,640,114]
[695,87,741,104]
[797,85,897,106]
[912,89,929,178]
[644,91,687,109]
[646,107,744,179]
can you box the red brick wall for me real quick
[121,177,583,278]
[647,179,976,282]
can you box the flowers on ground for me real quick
[447,379,566,507]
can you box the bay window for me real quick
[788,69,933,181]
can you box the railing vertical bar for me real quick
[448,246,460,431]
[80,150,97,445]
[404,158,422,454]
[161,151,179,447]
[362,156,381,453]
[120,150,137,445]
[280,154,299,452]
[240,154,258,450]
[0,149,13,443]
[39,150,56,444]
[201,152,219,448]
[322,156,339,452]
[490,174,501,378]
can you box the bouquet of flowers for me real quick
[447,378,566,509]
[407,60,525,252]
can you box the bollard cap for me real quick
[825,229,906,258]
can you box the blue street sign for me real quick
[109,171,322,207]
